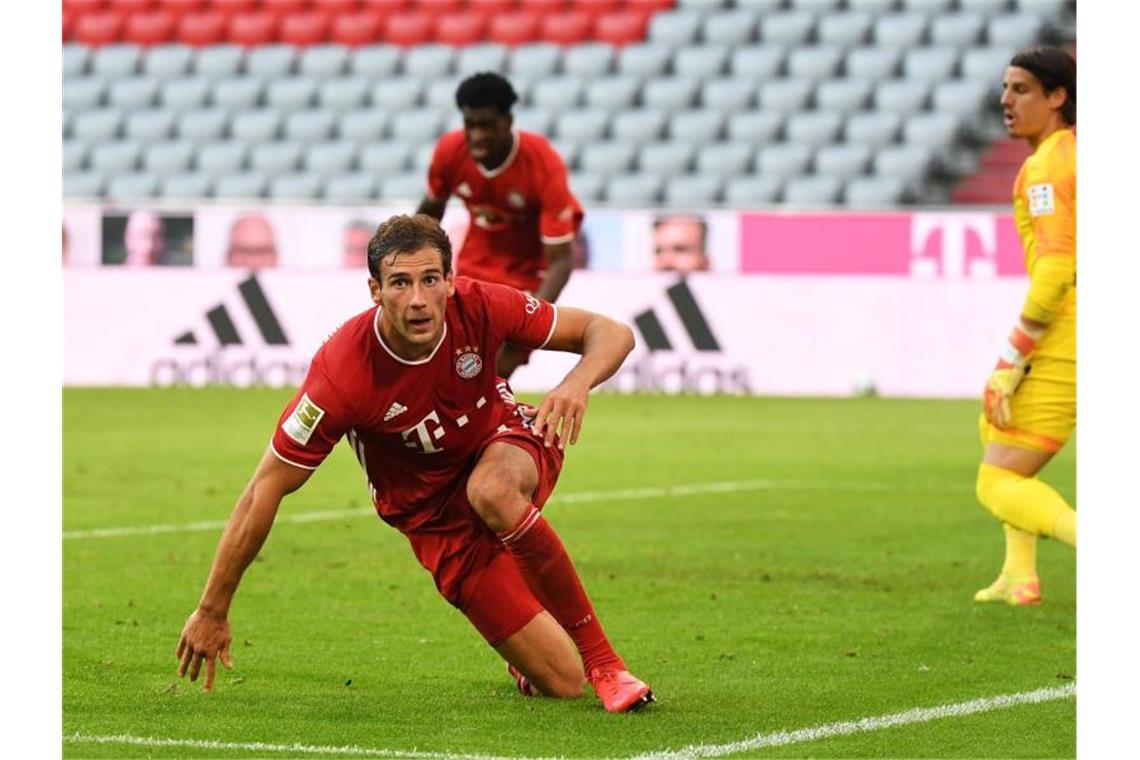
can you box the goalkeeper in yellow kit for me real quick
[975,47,1076,606]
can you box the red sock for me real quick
[499,505,624,674]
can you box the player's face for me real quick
[461,106,513,165]
[371,245,455,360]
[1000,66,1067,143]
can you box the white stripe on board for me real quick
[63,477,951,541]
[64,683,1075,759]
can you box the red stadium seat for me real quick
[208,0,259,15]
[177,11,227,44]
[228,12,278,45]
[519,0,565,12]
[262,0,311,14]
[361,0,411,12]
[436,12,486,45]
[413,0,466,15]
[312,0,362,13]
[488,12,539,45]
[468,0,518,15]
[538,11,590,44]
[383,12,432,45]
[125,11,177,44]
[63,0,108,12]
[107,0,157,12]
[625,0,674,13]
[280,12,331,46]
[63,10,77,42]
[594,10,647,45]
[574,0,622,18]
[330,10,382,45]
[156,0,208,12]
[74,12,125,45]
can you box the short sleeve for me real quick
[426,136,456,202]
[537,145,583,245]
[479,280,558,350]
[270,355,353,470]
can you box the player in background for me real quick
[416,73,582,379]
[175,215,654,713]
[975,47,1076,606]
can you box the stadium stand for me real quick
[62,0,1075,207]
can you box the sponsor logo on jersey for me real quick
[383,401,408,422]
[507,191,525,209]
[456,182,472,197]
[455,349,483,379]
[282,393,324,445]
[523,293,541,315]
[1027,183,1055,217]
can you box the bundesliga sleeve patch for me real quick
[282,393,325,446]
[1027,183,1055,217]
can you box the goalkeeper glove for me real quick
[983,325,1041,430]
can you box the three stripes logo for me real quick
[633,280,720,353]
[173,275,289,347]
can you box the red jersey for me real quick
[427,129,583,293]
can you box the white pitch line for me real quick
[63,477,938,541]
[63,683,1075,759]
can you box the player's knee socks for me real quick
[1000,522,1038,578]
[499,505,624,673]
[976,463,1076,547]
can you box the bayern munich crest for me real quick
[455,348,483,379]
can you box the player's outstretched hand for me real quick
[176,608,233,693]
[533,378,590,449]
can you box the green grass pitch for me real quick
[63,389,1075,758]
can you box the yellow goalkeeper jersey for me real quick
[1012,127,1076,360]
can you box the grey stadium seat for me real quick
[641,78,700,112]
[701,9,759,46]
[568,173,605,203]
[788,0,842,10]
[724,176,781,205]
[531,76,584,111]
[125,110,177,141]
[617,43,672,78]
[63,141,89,172]
[371,78,423,110]
[402,45,455,81]
[563,43,615,78]
[585,76,642,110]
[903,47,959,83]
[269,173,323,200]
[874,14,927,47]
[266,77,319,110]
[605,174,663,206]
[108,77,160,109]
[230,110,284,143]
[903,113,962,150]
[664,176,722,207]
[246,45,297,78]
[755,144,813,179]
[73,109,124,141]
[390,109,445,142]
[701,78,755,115]
[783,176,842,205]
[324,173,377,202]
[579,142,637,175]
[63,45,91,78]
[549,139,580,169]
[815,79,873,114]
[63,78,107,110]
[213,77,266,110]
[648,10,703,46]
[350,45,402,78]
[611,109,668,142]
[931,13,985,45]
[411,143,434,172]
[987,14,1045,48]
[161,77,212,111]
[250,142,303,173]
[509,44,561,79]
[847,0,900,13]
[214,172,269,199]
[1013,0,1069,16]
[92,45,142,77]
[456,43,509,76]
[338,109,388,144]
[814,144,872,179]
[873,145,934,181]
[844,112,902,147]
[817,12,873,45]
[844,176,909,207]
[143,141,195,174]
[64,172,106,198]
[726,111,783,145]
[901,0,955,13]
[194,45,245,77]
[677,0,745,9]
[638,142,695,174]
[758,79,814,114]
[760,12,816,45]
[359,142,413,174]
[670,110,725,144]
[106,173,160,200]
[961,47,1017,83]
[160,173,212,199]
[144,45,194,78]
[729,45,786,79]
[176,109,229,143]
[785,112,844,147]
[674,45,730,78]
[196,142,249,175]
[304,142,357,176]
[960,0,1013,14]
[299,45,350,78]
[380,172,429,200]
[845,47,900,79]
[787,46,844,81]
[424,77,463,110]
[513,107,555,136]
[695,142,753,179]
[318,77,371,111]
[285,110,337,142]
[556,109,611,143]
[932,80,992,117]
[873,81,929,114]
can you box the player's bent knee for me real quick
[538,669,586,699]
[467,474,528,532]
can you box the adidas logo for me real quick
[384,402,408,422]
[633,280,720,353]
[173,274,289,347]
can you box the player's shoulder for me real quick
[518,130,567,165]
[451,275,520,313]
[1025,129,1075,181]
[434,129,469,160]
[316,305,380,369]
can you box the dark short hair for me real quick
[455,72,518,115]
[1011,46,1076,125]
[367,214,453,280]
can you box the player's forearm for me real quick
[564,317,635,390]
[1021,254,1075,326]
[196,484,282,618]
[535,244,573,303]
[415,197,446,221]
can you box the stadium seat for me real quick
[125,12,177,45]
[437,13,486,46]
[64,45,92,77]
[489,13,541,46]
[901,0,955,14]
[931,13,985,45]
[509,43,561,79]
[641,78,700,112]
[177,11,227,45]
[786,46,844,81]
[531,76,585,110]
[325,173,378,202]
[788,0,842,10]
[259,0,308,12]
[538,12,592,45]
[63,141,90,173]
[903,113,962,150]
[844,176,908,207]
[960,0,1014,14]
[550,139,580,168]
[304,142,357,176]
[161,76,213,110]
[279,12,331,47]
[316,77,370,111]
[760,12,815,45]
[196,141,249,174]
[729,45,786,79]
[92,45,143,77]
[73,109,125,141]
[579,142,637,175]
[403,45,455,80]
[1014,0,1070,15]
[413,0,466,14]
[638,142,695,174]
[701,9,759,46]
[873,81,930,114]
[90,141,142,173]
[456,44,509,76]
[106,173,161,200]
[664,176,722,207]
[568,172,605,203]
[125,110,178,141]
[564,43,616,78]
[329,12,384,46]
[214,172,269,199]
[670,110,724,144]
[844,47,900,79]
[695,141,753,179]
[246,45,297,77]
[359,0,413,10]
[230,110,284,143]
[380,172,428,200]
[872,145,933,181]
[755,144,813,179]
[626,0,675,14]
[844,112,901,148]
[815,79,873,114]
[423,77,463,110]
[74,13,126,46]
[724,176,781,205]
[646,10,702,46]
[193,44,245,76]
[144,44,194,77]
[611,108,667,142]
[595,12,651,46]
[176,108,229,142]
[783,175,842,205]
[903,47,959,83]
[227,12,277,46]
[370,78,423,110]
[616,43,672,78]
[814,144,872,180]
[961,46,1016,82]
[312,0,364,13]
[64,78,109,110]
[556,109,611,143]
[513,107,555,135]
[64,172,107,198]
[700,78,755,115]
[350,45,401,77]
[299,45,350,78]
[284,109,337,142]
[213,77,267,109]
[846,0,900,13]
[143,140,196,174]
[932,80,992,117]
[604,174,663,205]
[758,79,813,114]
[586,76,643,110]
[726,111,783,145]
[390,108,445,142]
[411,143,435,172]
[674,45,730,78]
[677,0,741,9]
[268,173,323,200]
[986,14,1045,48]
[817,12,872,46]
[873,14,927,47]
[100,78,156,113]
[383,12,432,46]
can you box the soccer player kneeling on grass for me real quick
[175,214,654,713]
[975,47,1076,606]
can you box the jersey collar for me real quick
[372,305,449,366]
[476,129,520,179]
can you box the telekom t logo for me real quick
[909,213,998,279]
[402,410,445,454]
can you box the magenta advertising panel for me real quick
[740,212,1026,278]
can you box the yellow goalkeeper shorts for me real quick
[979,353,1076,453]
